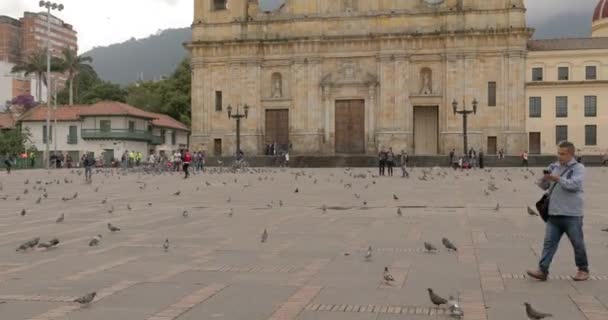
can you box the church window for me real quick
[213,0,227,11]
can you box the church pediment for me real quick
[320,62,378,87]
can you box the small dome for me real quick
[593,0,608,22]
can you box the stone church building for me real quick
[187,0,530,156]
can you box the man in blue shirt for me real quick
[527,141,589,282]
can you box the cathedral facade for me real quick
[188,0,531,156]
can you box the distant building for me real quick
[18,101,190,165]
[525,0,608,155]
[0,12,78,105]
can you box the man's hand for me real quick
[545,174,560,182]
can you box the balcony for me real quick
[81,129,162,144]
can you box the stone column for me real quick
[368,84,377,152]
[322,85,331,143]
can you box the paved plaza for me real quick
[0,166,607,320]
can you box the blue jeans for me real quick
[539,216,589,274]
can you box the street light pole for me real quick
[39,1,64,169]
[226,104,249,160]
[452,98,478,157]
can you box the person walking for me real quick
[527,141,589,282]
[401,154,410,178]
[386,148,395,177]
[478,149,484,169]
[182,149,192,179]
[83,152,95,183]
[498,149,504,160]
[284,151,290,167]
[378,149,387,176]
[522,151,529,167]
[4,155,13,174]
[449,149,455,165]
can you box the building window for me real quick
[128,121,135,132]
[529,97,541,118]
[160,129,166,144]
[584,96,597,117]
[556,125,568,145]
[67,125,77,144]
[215,91,222,111]
[171,131,176,145]
[100,120,111,132]
[555,96,568,118]
[214,139,222,156]
[558,67,569,80]
[532,67,543,81]
[213,0,227,11]
[585,125,597,146]
[585,66,597,80]
[487,82,496,107]
[42,125,52,143]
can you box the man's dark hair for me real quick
[558,141,576,154]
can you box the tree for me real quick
[10,94,38,110]
[79,81,127,104]
[60,48,93,105]
[56,64,101,105]
[0,127,31,157]
[11,50,63,102]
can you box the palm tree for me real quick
[11,50,63,103]
[60,48,93,105]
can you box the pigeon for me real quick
[163,239,170,252]
[38,238,60,249]
[20,209,26,216]
[89,235,102,246]
[107,223,120,232]
[107,206,114,214]
[424,242,438,253]
[442,238,458,251]
[16,237,40,251]
[74,292,96,305]
[173,190,181,196]
[261,229,268,243]
[524,302,552,319]
[601,228,608,232]
[527,206,539,216]
[393,194,399,200]
[228,208,234,217]
[101,198,107,204]
[182,210,189,218]
[448,296,464,318]
[495,203,500,211]
[35,197,41,204]
[127,204,132,211]
[322,204,327,213]
[365,245,373,261]
[383,267,395,283]
[428,288,448,306]
[56,213,64,223]
[294,188,299,193]
[24,188,29,194]
[397,208,402,216]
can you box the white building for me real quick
[18,101,190,165]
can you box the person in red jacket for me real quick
[182,149,192,179]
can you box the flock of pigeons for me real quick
[3,165,606,318]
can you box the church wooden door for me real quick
[413,106,439,155]
[335,100,365,154]
[265,109,289,150]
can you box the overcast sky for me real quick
[0,0,600,52]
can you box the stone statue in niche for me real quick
[420,68,432,95]
[271,73,282,98]
[343,0,355,12]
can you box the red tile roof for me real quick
[0,113,15,129]
[18,102,189,132]
[150,113,190,132]
[527,38,608,51]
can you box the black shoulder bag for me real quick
[535,164,576,222]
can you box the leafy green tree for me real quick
[59,48,93,105]
[57,64,101,105]
[11,50,63,102]
[80,81,127,104]
[0,127,31,157]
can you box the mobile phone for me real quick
[543,169,551,175]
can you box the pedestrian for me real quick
[378,148,387,176]
[478,149,485,169]
[458,157,463,169]
[182,149,192,179]
[174,150,182,172]
[4,155,13,174]
[470,149,477,168]
[122,151,128,169]
[284,151,290,167]
[527,141,589,282]
[498,149,504,160]
[386,148,395,177]
[83,152,94,183]
[522,151,529,167]
[29,151,36,168]
[449,149,455,165]
[401,155,409,178]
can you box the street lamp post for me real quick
[452,98,478,157]
[40,1,64,169]
[226,104,249,160]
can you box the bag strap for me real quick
[547,163,577,196]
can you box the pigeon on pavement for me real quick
[261,229,268,243]
[524,302,552,319]
[89,235,102,246]
[56,213,64,223]
[163,239,170,252]
[365,245,373,261]
[397,208,402,216]
[424,242,438,253]
[107,223,120,232]
[182,210,189,218]
[393,194,399,200]
[173,190,181,196]
[20,209,26,216]
[527,206,539,216]
[442,238,458,252]
[16,237,40,251]
[74,292,96,305]
[383,267,395,283]
[428,288,448,306]
[38,238,60,249]
[448,296,464,318]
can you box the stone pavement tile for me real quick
[297,311,376,320]
[310,286,389,306]
[484,291,587,320]
[502,278,579,295]
[176,284,297,320]
[0,301,61,320]
[569,294,608,320]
